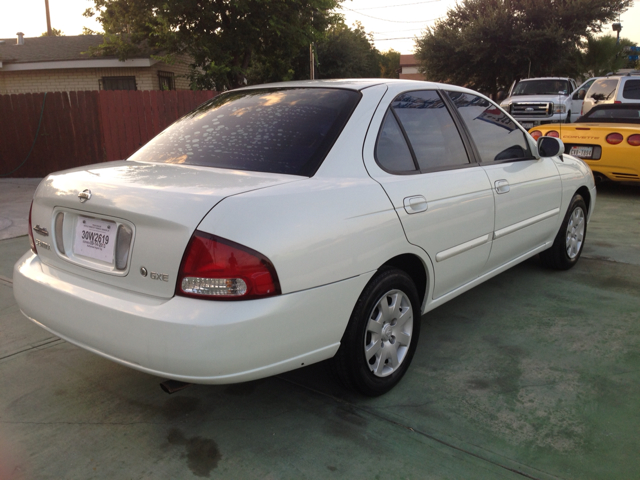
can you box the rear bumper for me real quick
[585,161,640,183]
[14,252,373,384]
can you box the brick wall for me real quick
[0,56,193,94]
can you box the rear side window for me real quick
[375,90,469,173]
[622,79,640,100]
[375,111,416,172]
[128,88,361,176]
[447,91,532,163]
[588,79,618,101]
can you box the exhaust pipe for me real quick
[160,379,191,394]
[593,173,609,185]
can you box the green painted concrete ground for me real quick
[1,183,639,479]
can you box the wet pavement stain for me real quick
[168,428,222,478]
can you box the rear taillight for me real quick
[546,131,559,138]
[530,130,542,140]
[606,133,623,145]
[176,231,281,300]
[614,101,622,104]
[28,201,37,254]
[628,134,640,146]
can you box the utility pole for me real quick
[309,43,315,80]
[44,0,53,35]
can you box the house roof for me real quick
[399,54,417,67]
[0,35,109,64]
[0,35,160,72]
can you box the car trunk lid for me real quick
[30,160,300,298]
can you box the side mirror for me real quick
[496,91,507,102]
[578,89,586,100]
[538,137,564,158]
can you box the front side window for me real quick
[573,78,596,100]
[447,91,532,163]
[375,90,469,173]
[129,88,361,176]
[622,79,640,100]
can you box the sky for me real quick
[1,0,639,55]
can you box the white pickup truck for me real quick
[500,77,598,129]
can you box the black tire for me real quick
[331,268,421,396]
[565,111,571,123]
[540,194,587,270]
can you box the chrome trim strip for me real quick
[436,234,491,262]
[493,208,560,240]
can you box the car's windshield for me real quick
[128,88,361,176]
[512,80,571,96]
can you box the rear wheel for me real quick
[540,194,587,270]
[331,268,421,396]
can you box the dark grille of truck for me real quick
[511,102,552,117]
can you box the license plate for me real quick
[521,122,534,130]
[74,215,116,263]
[569,146,593,158]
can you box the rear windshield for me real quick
[580,106,640,123]
[512,80,571,96]
[129,88,361,176]
[622,79,640,100]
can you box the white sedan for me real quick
[14,79,596,396]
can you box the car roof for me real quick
[517,77,572,81]
[233,78,474,93]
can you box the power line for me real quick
[371,28,426,34]
[353,0,442,10]
[373,37,417,41]
[341,6,442,23]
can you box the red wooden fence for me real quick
[0,90,217,178]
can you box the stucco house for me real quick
[0,33,193,94]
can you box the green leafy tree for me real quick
[312,21,381,79]
[415,0,633,97]
[379,49,400,79]
[83,0,342,90]
[576,35,636,78]
[40,28,63,36]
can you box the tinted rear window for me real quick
[129,88,361,176]
[622,79,640,100]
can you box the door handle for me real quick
[403,195,428,214]
[494,179,510,194]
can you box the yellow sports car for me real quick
[529,104,640,183]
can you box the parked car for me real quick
[581,73,640,115]
[530,103,640,183]
[570,77,601,119]
[499,77,594,128]
[14,79,596,396]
